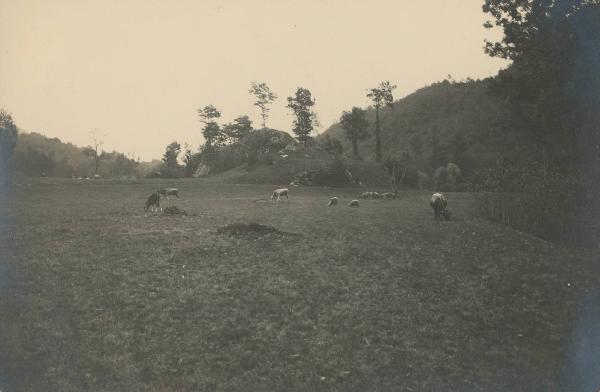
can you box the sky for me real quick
[0,0,508,161]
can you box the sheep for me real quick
[327,197,339,206]
[271,188,289,201]
[361,191,382,199]
[430,192,451,221]
[158,188,180,198]
[144,192,162,212]
[348,199,360,207]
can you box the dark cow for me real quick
[158,188,180,198]
[144,192,161,212]
[430,192,451,221]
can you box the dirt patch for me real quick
[216,222,299,239]
[162,206,191,216]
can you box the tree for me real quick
[249,82,277,129]
[197,105,222,147]
[286,87,318,146]
[162,141,181,168]
[430,125,442,173]
[83,130,103,176]
[409,133,424,168]
[340,107,369,158]
[367,81,397,162]
[182,143,200,177]
[0,109,18,165]
[383,153,418,195]
[222,115,253,142]
[319,135,344,156]
[481,0,592,178]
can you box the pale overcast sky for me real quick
[0,0,508,160]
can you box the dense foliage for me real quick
[286,87,318,146]
[323,79,523,178]
[340,107,369,158]
[0,109,18,165]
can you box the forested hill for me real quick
[321,79,534,175]
[12,132,156,178]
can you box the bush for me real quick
[433,163,461,191]
[312,155,348,186]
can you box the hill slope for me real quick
[208,147,391,188]
[322,79,533,175]
[12,132,153,178]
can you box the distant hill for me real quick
[321,79,534,176]
[12,132,153,178]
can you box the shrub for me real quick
[433,163,461,191]
[312,155,348,186]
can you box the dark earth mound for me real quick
[217,222,299,239]
[162,206,188,216]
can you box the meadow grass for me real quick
[1,178,598,391]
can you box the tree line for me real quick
[157,80,400,177]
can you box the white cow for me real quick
[158,188,180,198]
[271,188,289,201]
[327,197,339,206]
[348,199,360,207]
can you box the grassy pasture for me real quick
[1,179,599,391]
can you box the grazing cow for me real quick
[327,197,339,207]
[144,192,162,212]
[430,193,451,220]
[158,188,180,198]
[360,192,371,199]
[382,192,396,199]
[271,188,289,201]
[348,199,360,207]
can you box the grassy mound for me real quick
[209,148,390,187]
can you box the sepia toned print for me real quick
[0,1,599,391]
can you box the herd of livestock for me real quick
[144,187,452,221]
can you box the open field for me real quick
[1,179,599,391]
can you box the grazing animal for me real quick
[158,188,180,198]
[361,191,382,199]
[271,188,289,201]
[327,197,339,206]
[144,192,162,212]
[430,193,450,220]
[382,192,396,199]
[348,199,360,207]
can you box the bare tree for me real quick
[83,130,104,176]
